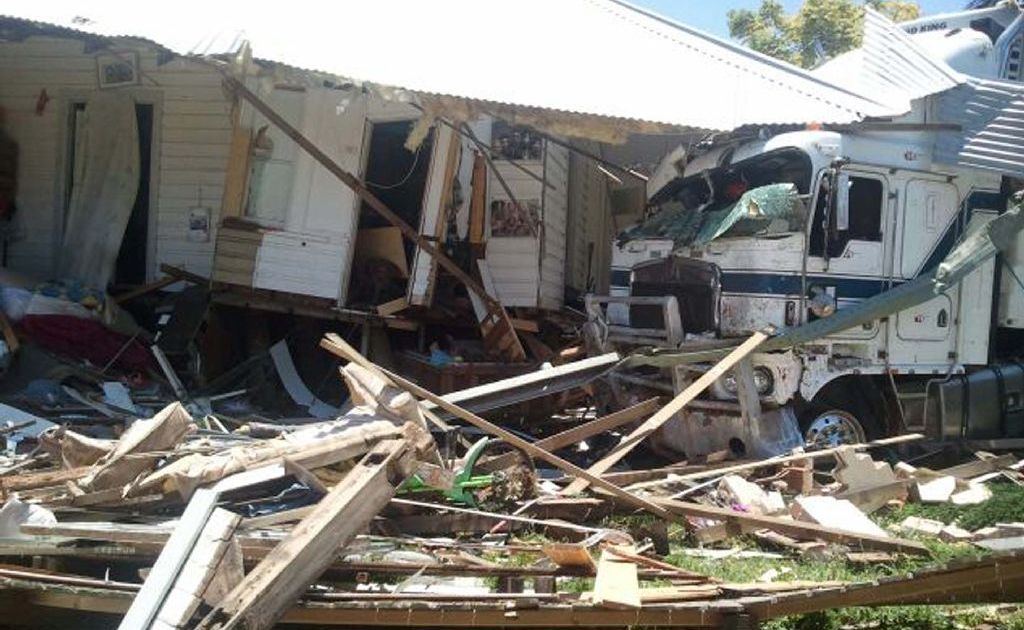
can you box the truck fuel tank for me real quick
[925,363,1024,439]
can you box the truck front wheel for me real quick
[799,378,888,448]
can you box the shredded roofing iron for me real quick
[935,78,1024,178]
[815,7,963,111]
[2,0,901,131]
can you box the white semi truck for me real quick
[598,2,1024,458]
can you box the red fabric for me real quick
[20,314,153,372]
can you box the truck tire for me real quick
[799,377,887,448]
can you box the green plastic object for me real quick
[398,437,496,507]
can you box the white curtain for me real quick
[58,91,140,289]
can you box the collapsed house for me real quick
[0,1,1021,628]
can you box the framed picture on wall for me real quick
[96,51,140,89]
[490,199,540,237]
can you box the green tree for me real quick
[727,0,921,68]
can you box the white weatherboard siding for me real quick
[486,161,542,307]
[484,142,569,309]
[245,87,368,301]
[0,36,230,281]
[565,143,613,296]
[540,143,569,309]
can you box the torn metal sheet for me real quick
[269,340,340,419]
[422,353,621,417]
[0,403,56,439]
[6,0,897,139]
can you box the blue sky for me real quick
[633,1,971,38]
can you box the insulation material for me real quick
[38,428,115,469]
[57,90,140,289]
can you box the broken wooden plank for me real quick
[482,398,661,472]
[653,497,928,555]
[1,466,91,494]
[423,352,620,416]
[320,333,681,523]
[196,440,414,630]
[113,275,179,304]
[563,331,770,495]
[542,543,596,574]
[940,454,1017,479]
[155,508,240,628]
[118,465,290,630]
[592,547,641,609]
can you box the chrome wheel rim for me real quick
[804,409,866,448]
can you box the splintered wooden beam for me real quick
[223,74,525,362]
[319,333,680,524]
[196,439,414,630]
[562,330,770,495]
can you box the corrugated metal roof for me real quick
[1,0,900,132]
[815,7,963,111]
[860,7,964,105]
[935,77,1024,178]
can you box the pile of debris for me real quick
[0,333,1021,629]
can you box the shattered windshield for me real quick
[621,147,812,247]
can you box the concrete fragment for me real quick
[939,524,974,542]
[972,526,1001,541]
[894,462,918,479]
[718,475,786,515]
[995,523,1024,536]
[913,475,957,503]
[791,495,889,538]
[898,516,944,537]
[950,483,992,505]
[974,536,1024,551]
[832,447,897,492]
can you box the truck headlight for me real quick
[752,366,774,395]
[721,366,774,396]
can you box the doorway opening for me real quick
[347,120,433,306]
[65,101,154,289]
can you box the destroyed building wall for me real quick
[566,141,613,297]
[0,33,230,282]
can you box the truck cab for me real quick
[602,126,1020,454]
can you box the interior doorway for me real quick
[64,100,154,288]
[114,104,153,286]
[346,120,433,305]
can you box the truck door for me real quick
[887,179,960,365]
[805,170,888,338]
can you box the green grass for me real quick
[877,483,1024,531]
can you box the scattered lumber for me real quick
[196,439,415,630]
[562,330,770,495]
[320,333,682,524]
[592,546,641,609]
[653,497,928,555]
